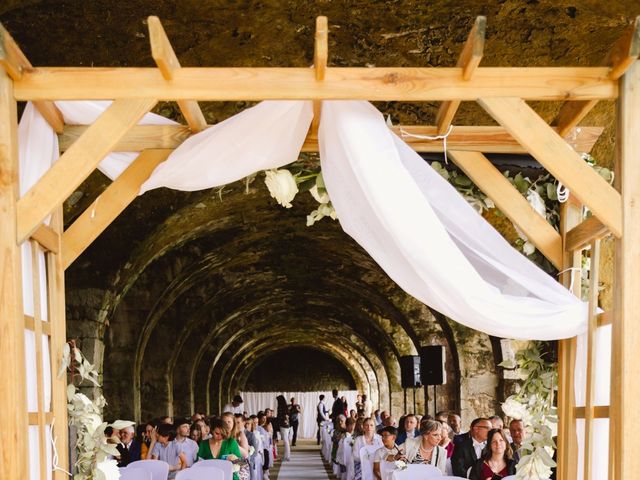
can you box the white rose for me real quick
[265,169,298,208]
[526,189,546,217]
[523,241,536,256]
[516,449,553,480]
[95,459,120,480]
[502,398,529,421]
[394,460,407,470]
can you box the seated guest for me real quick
[376,411,390,432]
[509,419,525,463]
[401,419,447,474]
[116,425,141,467]
[373,426,404,480]
[439,421,454,458]
[336,418,357,475]
[174,417,199,467]
[196,417,211,440]
[489,415,505,431]
[190,423,203,443]
[140,422,155,460]
[374,409,382,426]
[469,428,516,480]
[451,418,492,477]
[396,414,419,445]
[353,417,383,480]
[197,418,243,480]
[435,411,449,423]
[448,413,462,437]
[148,423,186,480]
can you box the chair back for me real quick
[193,459,233,480]
[127,460,169,480]
[176,466,226,480]
[359,445,379,480]
[392,463,442,479]
[438,477,469,480]
[119,468,152,480]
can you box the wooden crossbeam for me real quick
[435,16,485,134]
[24,314,52,336]
[59,124,604,155]
[62,149,171,269]
[449,150,563,269]
[574,405,610,419]
[564,215,610,252]
[0,23,64,133]
[16,98,157,243]
[30,223,60,254]
[479,96,622,237]
[12,67,617,101]
[311,16,328,137]
[554,16,640,137]
[148,16,207,133]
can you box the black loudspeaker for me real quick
[420,346,446,385]
[400,355,422,388]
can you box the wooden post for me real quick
[0,68,28,479]
[610,59,640,480]
[557,201,582,480]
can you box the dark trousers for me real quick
[291,420,299,445]
[316,420,322,444]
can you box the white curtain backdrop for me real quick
[239,391,359,439]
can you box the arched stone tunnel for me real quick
[1,0,635,427]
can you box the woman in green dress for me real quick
[197,418,243,480]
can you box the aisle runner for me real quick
[276,440,331,480]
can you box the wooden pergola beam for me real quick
[62,149,171,269]
[554,16,640,137]
[12,66,617,101]
[16,98,157,243]
[59,124,604,155]
[479,96,622,237]
[435,16,485,134]
[448,150,563,269]
[564,215,610,252]
[311,16,328,137]
[611,59,640,480]
[148,16,207,133]
[0,23,64,133]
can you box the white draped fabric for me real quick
[239,391,359,439]
[319,101,587,340]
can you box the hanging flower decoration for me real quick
[500,342,557,480]
[264,169,299,208]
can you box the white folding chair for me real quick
[359,445,379,480]
[127,460,170,480]
[176,467,225,480]
[438,477,468,480]
[392,463,442,479]
[253,450,264,480]
[193,459,233,480]
[343,438,354,480]
[119,468,152,480]
[380,460,397,479]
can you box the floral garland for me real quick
[60,341,132,480]
[263,153,613,264]
[501,342,557,480]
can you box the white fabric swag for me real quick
[18,99,588,342]
[239,391,359,439]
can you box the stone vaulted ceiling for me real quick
[1,0,637,421]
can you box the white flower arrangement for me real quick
[394,460,408,470]
[60,342,134,480]
[500,342,557,480]
[265,169,299,208]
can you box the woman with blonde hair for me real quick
[401,419,447,474]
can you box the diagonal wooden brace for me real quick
[435,16,485,134]
[62,149,171,268]
[148,16,207,133]
[16,98,157,243]
[449,150,563,269]
[479,96,622,238]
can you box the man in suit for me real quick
[316,394,330,445]
[116,425,141,467]
[451,417,492,477]
[395,414,419,445]
[509,419,525,463]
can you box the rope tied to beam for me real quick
[399,124,454,164]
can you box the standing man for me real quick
[451,418,492,477]
[363,394,373,418]
[331,389,345,420]
[316,394,330,445]
[289,397,302,447]
[174,417,199,467]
